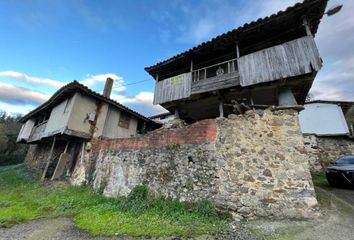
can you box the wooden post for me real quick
[236,42,240,58]
[64,140,70,153]
[236,42,240,72]
[190,59,194,81]
[219,101,224,118]
[303,19,312,36]
[80,142,85,165]
[156,73,159,81]
[41,136,56,181]
[51,140,71,181]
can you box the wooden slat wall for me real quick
[239,36,322,87]
[191,71,240,95]
[153,73,192,105]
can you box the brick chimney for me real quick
[103,77,113,98]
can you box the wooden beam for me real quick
[41,136,56,181]
[63,140,70,153]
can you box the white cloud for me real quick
[80,73,126,92]
[111,92,167,116]
[0,83,50,105]
[0,70,64,88]
[0,70,126,92]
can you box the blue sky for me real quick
[0,0,353,116]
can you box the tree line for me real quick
[0,110,28,166]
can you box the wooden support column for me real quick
[51,140,71,181]
[190,59,194,81]
[236,42,240,58]
[63,140,70,153]
[41,136,56,181]
[236,42,240,72]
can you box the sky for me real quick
[0,0,353,117]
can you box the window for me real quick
[336,156,354,165]
[63,97,72,113]
[118,112,130,129]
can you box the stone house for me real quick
[19,0,346,219]
[299,101,354,172]
[18,79,159,180]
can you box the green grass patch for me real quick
[312,174,330,188]
[0,164,229,237]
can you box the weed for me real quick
[0,164,229,237]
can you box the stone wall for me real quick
[304,135,354,173]
[75,110,318,219]
[216,111,317,219]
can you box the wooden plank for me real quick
[191,71,240,95]
[41,136,56,181]
[239,36,322,87]
[153,72,192,105]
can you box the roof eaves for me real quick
[144,0,327,74]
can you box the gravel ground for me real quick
[247,186,354,240]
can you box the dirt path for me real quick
[0,217,110,240]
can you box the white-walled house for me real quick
[299,101,352,136]
[18,79,160,180]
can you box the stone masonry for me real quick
[72,109,319,219]
[304,135,354,173]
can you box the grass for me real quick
[0,164,229,237]
[312,174,330,188]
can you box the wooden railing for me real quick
[192,58,238,82]
[28,121,47,142]
[190,58,240,94]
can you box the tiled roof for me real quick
[20,81,155,124]
[145,0,328,75]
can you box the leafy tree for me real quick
[0,110,28,166]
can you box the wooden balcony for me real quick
[28,121,47,142]
[191,58,239,94]
[153,36,322,105]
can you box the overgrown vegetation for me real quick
[0,110,27,166]
[0,164,229,237]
